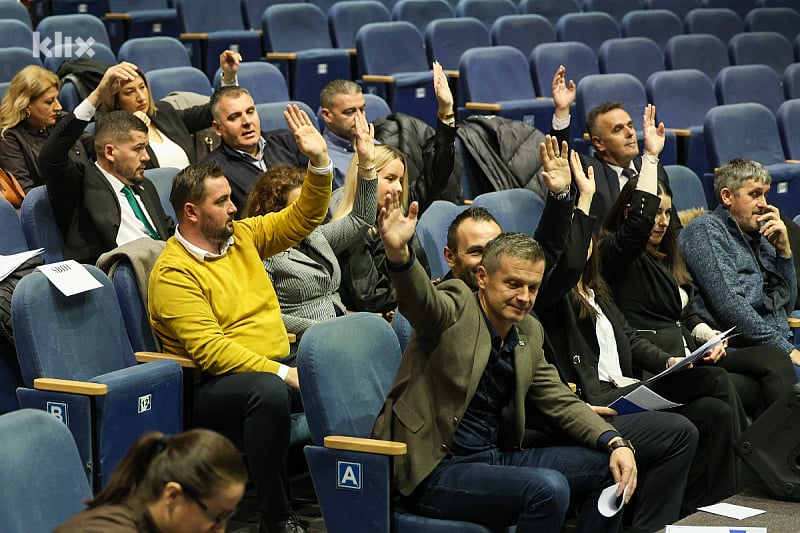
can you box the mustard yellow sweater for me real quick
[148,170,331,375]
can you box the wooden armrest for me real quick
[288,333,296,344]
[667,128,691,137]
[463,199,473,205]
[583,132,591,140]
[443,69,459,78]
[568,382,577,393]
[363,74,395,83]
[324,435,407,455]
[788,317,800,328]
[466,102,502,112]
[267,52,297,60]
[180,32,208,40]
[786,160,800,164]
[34,378,108,396]
[346,48,356,55]
[105,12,131,20]
[136,351,198,368]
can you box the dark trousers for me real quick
[718,345,798,417]
[193,372,303,525]
[410,445,621,533]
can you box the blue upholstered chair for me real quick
[597,37,665,86]
[50,0,106,18]
[0,20,34,49]
[529,41,599,96]
[146,66,213,101]
[664,165,707,211]
[518,0,581,25]
[744,7,800,41]
[327,0,391,49]
[105,0,179,52]
[642,0,700,22]
[416,200,468,280]
[212,61,289,104]
[490,14,556,56]
[12,265,183,490]
[455,0,517,30]
[143,167,179,229]
[714,64,784,115]
[117,36,192,72]
[297,313,501,532]
[664,33,729,82]
[0,0,33,29]
[256,101,318,131]
[424,17,491,75]
[556,12,621,54]
[0,48,42,83]
[42,42,116,74]
[35,13,113,61]
[620,9,684,50]
[776,99,800,160]
[0,409,92,531]
[19,186,64,264]
[782,63,800,99]
[584,0,644,23]
[471,188,545,236]
[684,8,743,44]
[700,0,756,19]
[393,0,455,35]
[728,31,795,77]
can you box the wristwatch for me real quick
[608,438,635,455]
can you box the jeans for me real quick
[410,446,621,533]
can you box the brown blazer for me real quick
[373,260,615,496]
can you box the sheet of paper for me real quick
[0,248,43,282]
[609,374,640,388]
[666,527,767,533]
[608,385,683,415]
[647,327,737,384]
[697,502,766,520]
[37,260,102,296]
[597,482,630,517]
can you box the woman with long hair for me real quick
[0,65,89,191]
[56,429,248,532]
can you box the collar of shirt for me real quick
[96,161,133,196]
[606,160,637,179]
[231,135,267,166]
[323,129,355,152]
[174,224,234,261]
[476,293,520,352]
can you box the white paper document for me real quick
[597,482,630,517]
[696,502,767,520]
[666,527,767,533]
[608,385,683,415]
[37,260,102,296]
[647,327,737,384]
[0,248,43,282]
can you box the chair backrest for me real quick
[0,409,92,532]
[256,101,317,131]
[143,167,179,223]
[597,37,665,86]
[645,69,716,129]
[327,0,391,49]
[714,64,784,115]
[0,0,33,29]
[621,9,684,49]
[241,0,293,30]
[519,0,580,24]
[19,186,65,264]
[0,83,8,101]
[664,164,707,210]
[783,63,800,100]
[117,36,192,72]
[459,45,536,103]
[700,0,757,19]
[455,0,516,30]
[390,310,413,353]
[584,0,644,23]
[0,48,43,83]
[0,20,34,49]
[0,197,28,255]
[684,8,743,44]
[42,42,116,73]
[175,0,246,32]
[576,73,647,135]
[146,66,214,101]
[490,14,556,57]
[728,31,795,77]
[364,93,393,122]
[760,0,800,8]
[704,102,786,168]
[213,61,289,103]
[424,17,491,72]
[297,313,402,444]
[471,188,545,235]
[12,265,137,387]
[529,41,598,97]
[110,259,160,353]
[664,33,729,81]
[262,3,333,52]
[776,99,800,159]
[416,200,469,280]
[35,13,112,52]
[356,21,429,76]
[556,12,621,54]
[745,7,800,41]
[108,0,170,10]
[392,0,455,35]
[643,0,700,21]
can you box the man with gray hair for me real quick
[203,86,307,211]
[319,79,365,188]
[679,158,800,368]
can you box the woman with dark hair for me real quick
[56,429,248,532]
[599,163,797,417]
[241,110,376,335]
[98,51,240,170]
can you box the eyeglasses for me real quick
[183,489,238,525]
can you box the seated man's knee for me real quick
[523,469,570,516]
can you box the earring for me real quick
[25,109,30,118]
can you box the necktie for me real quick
[122,185,160,240]
[621,168,638,181]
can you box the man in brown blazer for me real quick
[372,190,637,532]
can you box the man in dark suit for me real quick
[39,62,174,265]
[373,186,637,531]
[203,86,308,212]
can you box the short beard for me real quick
[200,218,233,249]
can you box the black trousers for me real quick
[193,371,303,526]
[717,345,798,417]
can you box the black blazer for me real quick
[38,112,174,264]
[145,101,213,168]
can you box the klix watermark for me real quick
[32,32,96,58]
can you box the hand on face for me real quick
[757,204,792,257]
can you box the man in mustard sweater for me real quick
[148,105,332,533]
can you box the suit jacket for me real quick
[38,113,174,264]
[145,100,212,168]
[373,259,615,496]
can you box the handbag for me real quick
[0,168,25,208]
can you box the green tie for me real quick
[122,185,160,240]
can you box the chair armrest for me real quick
[346,48,356,55]
[463,199,473,205]
[466,102,502,112]
[443,69,459,78]
[363,74,396,83]
[136,351,198,368]
[33,378,108,396]
[288,333,296,344]
[786,160,800,164]
[788,317,800,328]
[267,52,297,60]
[667,128,691,137]
[105,12,131,20]
[180,32,208,40]
[324,435,407,455]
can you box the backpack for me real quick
[56,58,113,101]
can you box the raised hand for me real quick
[284,104,329,168]
[432,61,454,119]
[570,149,595,215]
[539,135,571,195]
[219,50,242,83]
[552,65,576,118]
[353,107,375,169]
[378,189,419,264]
[91,62,139,103]
[642,104,665,157]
